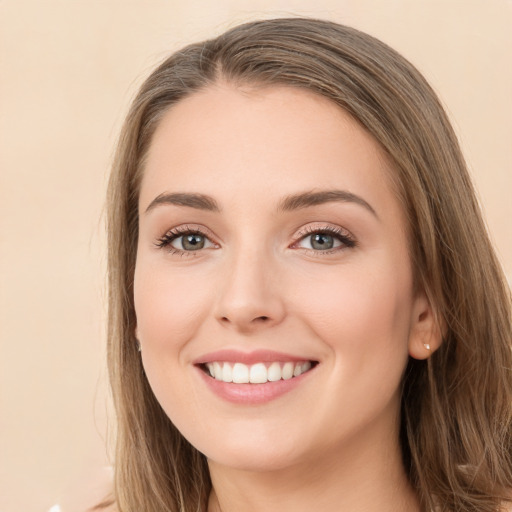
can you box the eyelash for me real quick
[291,225,356,254]
[155,224,356,256]
[154,225,215,256]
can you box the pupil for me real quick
[311,233,333,250]
[182,234,205,251]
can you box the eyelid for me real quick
[153,222,355,256]
[290,223,357,252]
[154,224,219,253]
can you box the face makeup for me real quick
[134,84,430,472]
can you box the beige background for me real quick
[0,1,510,511]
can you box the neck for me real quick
[207,419,420,512]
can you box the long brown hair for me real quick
[106,17,512,511]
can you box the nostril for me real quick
[219,315,269,326]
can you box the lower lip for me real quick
[196,366,314,404]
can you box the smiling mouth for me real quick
[200,360,318,384]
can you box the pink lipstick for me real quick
[194,350,317,404]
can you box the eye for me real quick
[155,226,217,254]
[301,232,340,250]
[172,233,212,251]
[293,225,356,253]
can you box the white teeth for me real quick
[232,362,249,383]
[302,361,312,373]
[222,362,233,382]
[206,360,314,384]
[249,363,267,383]
[282,362,294,380]
[267,362,282,382]
[213,362,223,380]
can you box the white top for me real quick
[46,466,113,512]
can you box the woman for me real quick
[103,17,512,512]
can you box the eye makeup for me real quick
[154,224,218,256]
[154,221,357,258]
[291,223,357,255]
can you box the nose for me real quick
[214,248,286,333]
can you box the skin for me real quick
[134,84,439,512]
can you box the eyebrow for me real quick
[278,189,378,217]
[144,192,220,214]
[144,189,377,218]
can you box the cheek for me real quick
[133,260,213,349]
[291,261,414,374]
[133,260,211,423]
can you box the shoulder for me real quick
[49,466,114,512]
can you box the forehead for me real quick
[139,84,399,216]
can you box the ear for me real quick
[134,325,142,351]
[408,291,444,360]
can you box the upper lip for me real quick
[193,349,317,366]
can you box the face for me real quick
[134,84,432,472]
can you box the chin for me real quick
[190,425,310,473]
[206,446,304,473]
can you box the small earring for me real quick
[136,339,141,352]
[423,343,431,351]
